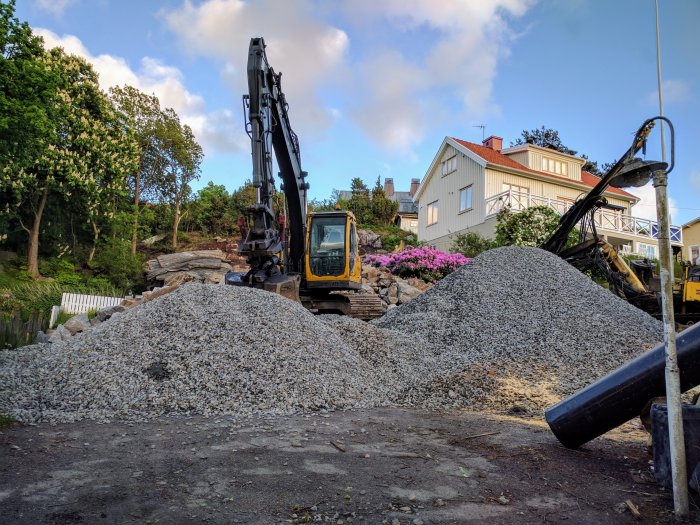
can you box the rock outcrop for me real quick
[146,250,232,287]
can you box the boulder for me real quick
[358,229,382,249]
[96,305,126,322]
[33,331,50,344]
[48,324,71,343]
[63,313,90,335]
[146,250,232,287]
[397,282,422,304]
[141,233,167,247]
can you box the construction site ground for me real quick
[2,408,697,524]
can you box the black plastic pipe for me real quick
[545,322,700,449]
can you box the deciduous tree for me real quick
[109,85,166,254]
[157,109,203,248]
[1,44,137,277]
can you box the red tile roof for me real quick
[451,138,637,201]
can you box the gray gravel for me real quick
[371,246,664,412]
[0,246,664,423]
[0,285,389,424]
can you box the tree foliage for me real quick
[109,85,167,254]
[450,232,499,258]
[156,109,202,248]
[0,36,138,277]
[511,126,608,176]
[494,205,575,248]
[370,176,399,225]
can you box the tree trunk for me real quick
[27,186,49,279]
[131,172,141,255]
[172,198,181,249]
[87,219,100,264]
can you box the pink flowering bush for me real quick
[364,246,471,282]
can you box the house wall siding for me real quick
[417,144,485,243]
[684,222,700,263]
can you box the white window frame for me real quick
[427,200,439,226]
[459,185,473,213]
[542,156,568,176]
[690,245,699,265]
[637,242,657,259]
[441,156,457,176]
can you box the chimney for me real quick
[409,178,420,197]
[384,177,394,197]
[482,135,503,152]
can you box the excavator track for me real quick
[301,292,384,321]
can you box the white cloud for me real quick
[646,79,691,106]
[35,28,244,155]
[161,0,532,155]
[628,182,679,224]
[34,0,77,16]
[341,0,532,152]
[162,0,349,141]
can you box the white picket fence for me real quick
[49,293,123,329]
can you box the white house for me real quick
[414,135,682,255]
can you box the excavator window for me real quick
[309,216,347,277]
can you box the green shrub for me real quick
[495,205,572,248]
[382,235,402,252]
[450,232,500,258]
[89,239,145,292]
[38,257,84,285]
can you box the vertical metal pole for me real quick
[654,171,689,517]
[655,1,688,518]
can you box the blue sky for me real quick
[15,0,700,225]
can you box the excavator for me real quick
[225,37,383,320]
[542,116,699,324]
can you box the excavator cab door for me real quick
[304,211,363,288]
[308,215,348,278]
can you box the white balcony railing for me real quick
[484,190,683,244]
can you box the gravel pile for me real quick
[371,246,663,412]
[0,246,664,423]
[0,285,389,424]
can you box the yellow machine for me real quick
[680,263,700,314]
[305,211,362,289]
[226,38,382,319]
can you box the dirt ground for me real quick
[1,408,697,524]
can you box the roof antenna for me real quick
[473,124,486,141]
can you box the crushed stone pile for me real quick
[0,285,390,424]
[0,246,664,423]
[370,246,663,412]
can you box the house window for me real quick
[441,156,457,176]
[459,186,473,212]
[542,156,568,176]
[690,245,699,265]
[637,242,657,259]
[427,200,439,225]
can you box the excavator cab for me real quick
[305,211,361,289]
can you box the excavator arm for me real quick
[238,37,309,274]
[542,117,674,303]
